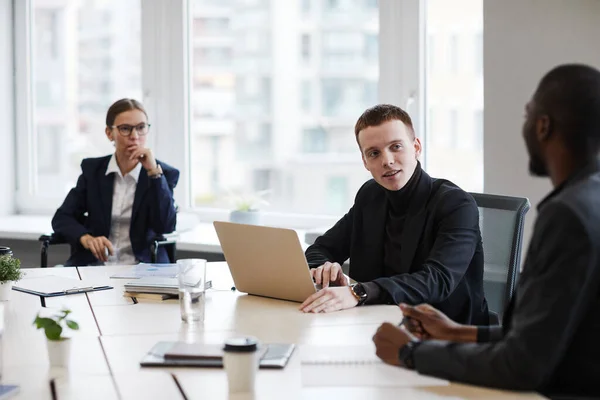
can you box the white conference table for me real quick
[2,263,546,400]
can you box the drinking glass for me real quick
[177,259,207,323]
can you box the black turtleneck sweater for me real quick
[361,163,423,303]
[383,162,423,277]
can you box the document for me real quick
[300,345,449,388]
[110,263,179,279]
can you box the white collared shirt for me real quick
[105,154,142,265]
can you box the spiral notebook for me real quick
[300,345,449,388]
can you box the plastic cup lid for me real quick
[223,337,259,352]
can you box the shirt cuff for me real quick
[361,281,389,305]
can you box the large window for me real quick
[17,0,142,211]
[14,0,484,221]
[189,0,377,216]
[424,0,483,192]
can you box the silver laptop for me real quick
[213,221,318,302]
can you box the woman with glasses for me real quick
[52,98,179,266]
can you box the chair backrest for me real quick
[469,192,530,318]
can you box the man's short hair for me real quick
[535,64,600,155]
[354,104,415,146]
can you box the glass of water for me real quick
[177,259,207,324]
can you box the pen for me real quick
[65,287,94,294]
[64,286,107,294]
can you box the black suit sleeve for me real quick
[477,325,504,343]
[147,164,179,235]
[51,162,90,246]
[305,205,354,268]
[372,190,480,305]
[413,203,599,391]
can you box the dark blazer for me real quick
[305,169,489,325]
[52,155,179,265]
[413,162,600,398]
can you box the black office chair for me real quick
[38,233,177,267]
[470,192,530,325]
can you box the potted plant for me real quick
[0,253,24,301]
[33,308,80,368]
[228,189,270,225]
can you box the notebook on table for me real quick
[124,278,212,296]
[123,292,177,301]
[0,385,19,400]
[140,341,295,369]
[300,345,449,388]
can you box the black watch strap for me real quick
[398,340,421,370]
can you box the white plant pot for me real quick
[0,281,13,301]
[229,210,262,225]
[47,338,72,368]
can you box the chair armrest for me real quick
[153,233,178,246]
[150,233,178,264]
[38,233,68,246]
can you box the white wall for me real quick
[0,0,15,215]
[484,0,600,250]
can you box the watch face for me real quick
[353,283,367,299]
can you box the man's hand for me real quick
[400,303,477,343]
[299,286,358,313]
[128,145,157,171]
[372,322,415,367]
[80,234,114,262]
[310,261,348,287]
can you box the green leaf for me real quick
[66,320,79,330]
[34,317,56,330]
[44,323,63,341]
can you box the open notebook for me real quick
[300,345,449,388]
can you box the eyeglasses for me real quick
[111,123,151,137]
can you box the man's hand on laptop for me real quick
[299,286,358,313]
[311,262,349,287]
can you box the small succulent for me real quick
[229,189,270,212]
[0,254,24,284]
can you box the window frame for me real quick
[13,0,426,230]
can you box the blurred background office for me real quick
[2,0,600,266]
[19,0,482,216]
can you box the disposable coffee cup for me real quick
[223,337,260,393]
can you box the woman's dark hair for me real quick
[105,98,148,127]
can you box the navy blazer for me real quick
[52,155,179,265]
[306,169,489,325]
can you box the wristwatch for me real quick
[398,339,421,370]
[350,283,368,306]
[146,164,163,178]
